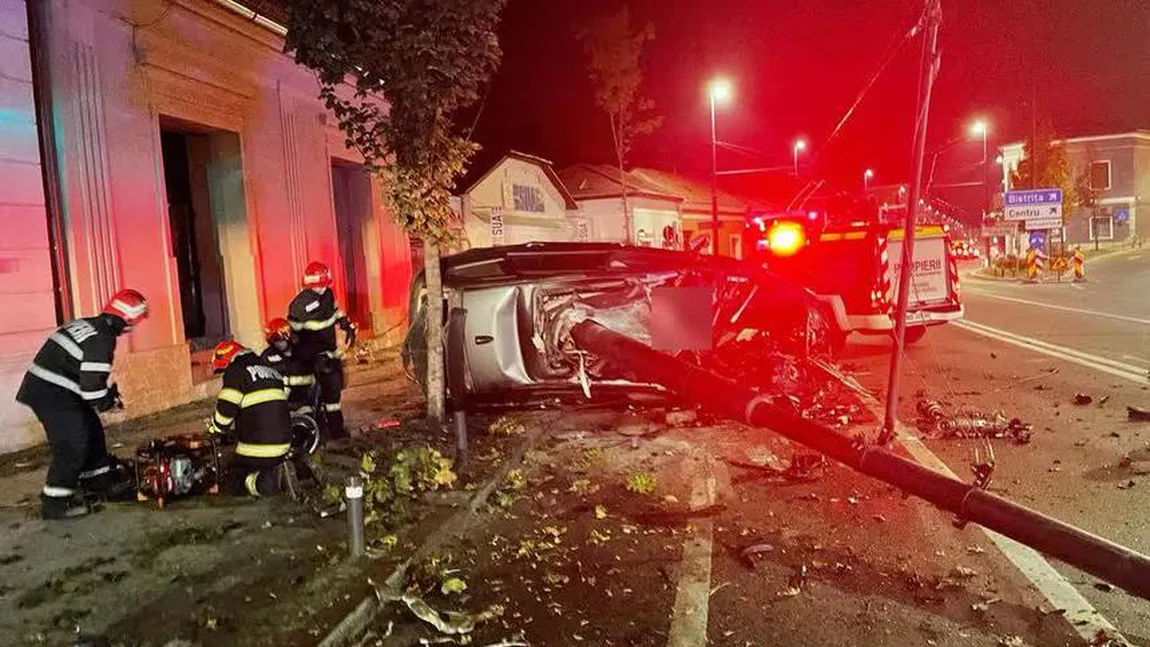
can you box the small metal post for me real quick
[346,475,365,558]
[453,410,468,465]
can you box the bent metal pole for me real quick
[569,319,1150,600]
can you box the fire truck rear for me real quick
[746,215,963,350]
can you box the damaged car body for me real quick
[402,242,840,409]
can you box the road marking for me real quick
[1121,354,1150,367]
[963,290,1150,326]
[841,378,1127,644]
[896,433,1125,643]
[954,319,1150,384]
[666,456,716,647]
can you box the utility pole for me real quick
[881,0,942,443]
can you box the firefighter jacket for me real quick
[17,316,119,410]
[287,288,349,360]
[210,351,292,460]
[260,346,315,411]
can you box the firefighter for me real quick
[208,340,293,497]
[16,289,149,520]
[260,317,315,414]
[287,262,356,440]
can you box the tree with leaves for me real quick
[576,5,662,245]
[283,0,506,423]
[1009,118,1077,224]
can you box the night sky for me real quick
[470,0,1149,196]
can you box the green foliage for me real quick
[1009,118,1078,225]
[626,473,657,495]
[283,0,507,243]
[351,447,457,529]
[440,576,468,595]
[575,5,663,164]
[488,416,526,436]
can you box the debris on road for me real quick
[916,399,1033,444]
[1117,480,1137,490]
[391,593,505,635]
[998,635,1026,647]
[739,542,775,568]
[1127,406,1150,422]
[778,564,808,597]
[1094,582,1115,593]
[1074,394,1094,406]
[1099,395,1111,406]
[664,409,698,427]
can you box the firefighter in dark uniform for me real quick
[260,318,315,414]
[207,340,293,497]
[287,262,356,440]
[16,289,149,520]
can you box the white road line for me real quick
[841,375,1127,643]
[666,457,716,647]
[963,290,1150,326]
[954,319,1149,384]
[896,433,1124,643]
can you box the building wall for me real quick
[681,212,745,257]
[0,0,411,453]
[575,196,681,244]
[463,157,574,247]
[0,0,60,453]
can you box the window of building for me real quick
[728,234,743,259]
[1090,215,1114,241]
[1089,161,1111,191]
[512,184,546,213]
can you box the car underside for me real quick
[403,243,839,409]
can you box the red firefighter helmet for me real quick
[211,340,246,373]
[264,317,293,344]
[302,261,333,288]
[103,289,149,326]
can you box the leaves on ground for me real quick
[626,473,657,495]
[488,416,526,436]
[441,577,468,595]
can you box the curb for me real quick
[317,417,553,647]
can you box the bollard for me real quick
[453,409,468,465]
[1073,248,1086,281]
[346,475,365,558]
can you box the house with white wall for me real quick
[558,164,684,248]
[456,151,578,248]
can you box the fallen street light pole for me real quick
[568,319,1150,600]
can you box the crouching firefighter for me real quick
[16,289,149,520]
[260,318,315,414]
[288,262,356,440]
[208,341,292,497]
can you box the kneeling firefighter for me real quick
[208,341,292,497]
[287,262,356,440]
[260,317,315,414]
[17,289,149,519]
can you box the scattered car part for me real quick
[1127,406,1150,422]
[1074,393,1094,406]
[568,318,1150,600]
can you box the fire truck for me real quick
[745,212,964,351]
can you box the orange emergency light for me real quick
[766,221,807,256]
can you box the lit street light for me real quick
[863,168,875,191]
[971,118,991,258]
[708,78,732,256]
[792,139,807,177]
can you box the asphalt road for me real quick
[841,249,1150,645]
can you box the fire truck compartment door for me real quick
[886,237,949,306]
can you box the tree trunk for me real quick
[610,113,632,245]
[422,239,446,424]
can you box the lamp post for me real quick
[708,78,731,256]
[793,139,806,177]
[971,119,990,258]
[863,168,875,192]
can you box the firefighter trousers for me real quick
[27,392,112,498]
[314,355,346,440]
[227,455,287,497]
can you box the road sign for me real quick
[1029,231,1048,252]
[1004,188,1062,226]
[1115,206,1130,223]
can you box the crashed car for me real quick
[402,242,841,408]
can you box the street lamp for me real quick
[863,168,875,191]
[971,118,991,258]
[792,139,807,177]
[708,78,732,255]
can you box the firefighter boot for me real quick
[79,457,136,501]
[40,493,92,520]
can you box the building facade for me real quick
[1000,131,1149,245]
[457,152,578,248]
[558,164,684,248]
[0,0,412,454]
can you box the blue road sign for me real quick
[1029,231,1048,251]
[1004,189,1063,206]
[1115,206,1130,223]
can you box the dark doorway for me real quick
[331,161,373,335]
[160,128,230,348]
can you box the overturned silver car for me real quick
[402,242,839,409]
